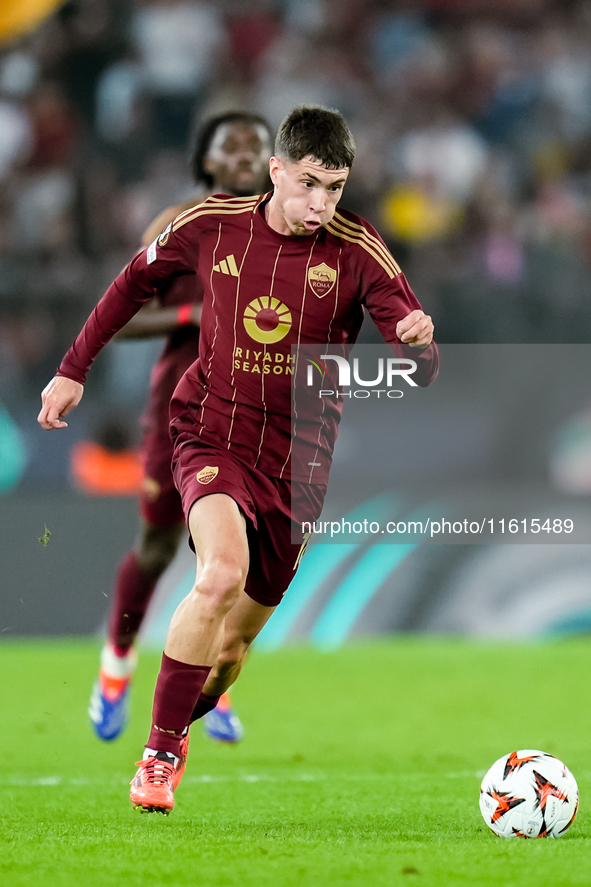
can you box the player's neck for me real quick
[264,195,293,237]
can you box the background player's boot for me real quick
[130,751,177,814]
[203,692,244,744]
[88,644,138,741]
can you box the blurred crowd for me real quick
[3,0,591,411]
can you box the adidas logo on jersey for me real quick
[213,254,239,277]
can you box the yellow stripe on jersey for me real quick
[205,195,260,204]
[327,213,401,279]
[172,200,260,232]
[173,194,259,224]
[331,212,401,274]
[169,200,207,225]
[204,194,266,216]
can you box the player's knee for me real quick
[197,557,247,613]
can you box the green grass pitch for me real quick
[1,636,590,886]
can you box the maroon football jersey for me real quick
[58,194,438,483]
[141,272,201,436]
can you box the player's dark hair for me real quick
[191,111,272,186]
[275,106,355,169]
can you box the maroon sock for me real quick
[189,692,221,723]
[146,653,211,756]
[108,551,158,651]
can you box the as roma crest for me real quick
[196,466,219,485]
[308,262,337,298]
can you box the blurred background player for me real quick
[88,111,273,744]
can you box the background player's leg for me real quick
[89,519,184,741]
[109,519,185,651]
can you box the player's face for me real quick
[267,155,349,236]
[204,122,272,197]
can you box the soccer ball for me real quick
[479,750,578,838]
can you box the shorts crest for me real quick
[196,466,219,484]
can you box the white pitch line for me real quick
[11,769,583,789]
[5,773,326,788]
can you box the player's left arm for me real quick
[363,269,439,388]
[396,308,434,348]
[345,214,438,385]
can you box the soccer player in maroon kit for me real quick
[87,112,273,745]
[39,106,438,815]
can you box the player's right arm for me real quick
[38,376,84,430]
[37,215,200,431]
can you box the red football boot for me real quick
[130,752,176,815]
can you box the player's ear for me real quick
[268,155,283,186]
[203,156,215,175]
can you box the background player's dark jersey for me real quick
[58,194,438,483]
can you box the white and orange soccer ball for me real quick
[479,750,578,838]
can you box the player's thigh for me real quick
[188,493,249,577]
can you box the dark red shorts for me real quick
[172,442,326,607]
[139,430,184,526]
